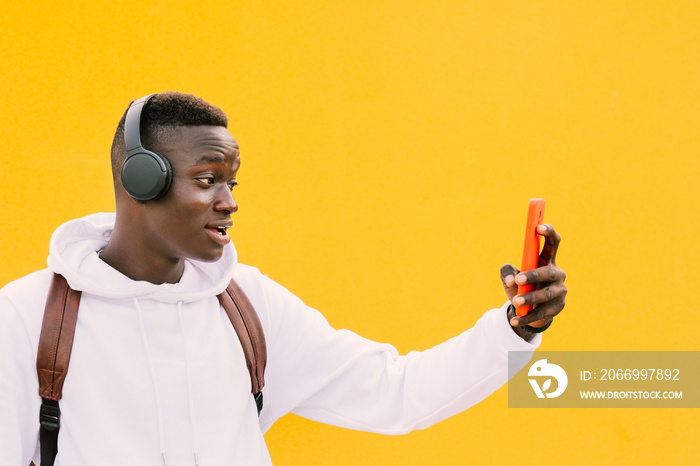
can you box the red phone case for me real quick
[515,198,545,317]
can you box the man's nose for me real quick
[214,186,238,214]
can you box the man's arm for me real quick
[237,267,541,435]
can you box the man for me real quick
[0,92,566,465]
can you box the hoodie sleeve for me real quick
[248,271,540,434]
[0,292,42,465]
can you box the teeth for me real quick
[217,226,226,235]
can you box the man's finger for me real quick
[514,264,566,286]
[500,264,519,300]
[511,298,565,327]
[512,282,567,307]
[500,264,518,286]
[536,224,561,266]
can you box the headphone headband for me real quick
[124,93,157,154]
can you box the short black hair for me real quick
[110,91,229,179]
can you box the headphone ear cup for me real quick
[121,150,173,201]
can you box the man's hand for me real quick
[500,224,567,339]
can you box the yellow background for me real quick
[1,1,698,464]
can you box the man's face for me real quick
[139,125,241,263]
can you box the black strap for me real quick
[254,391,264,415]
[39,398,60,466]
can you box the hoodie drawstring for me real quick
[134,297,168,465]
[177,300,200,466]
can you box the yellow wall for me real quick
[1,1,698,464]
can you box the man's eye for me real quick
[228,181,238,191]
[197,177,215,185]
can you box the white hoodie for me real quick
[0,213,540,465]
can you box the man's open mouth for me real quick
[206,225,230,238]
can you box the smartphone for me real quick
[515,198,545,317]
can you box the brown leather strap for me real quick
[217,280,266,394]
[36,274,81,401]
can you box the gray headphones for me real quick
[121,94,173,201]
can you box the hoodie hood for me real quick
[47,213,237,303]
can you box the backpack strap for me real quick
[217,279,267,414]
[36,273,81,466]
